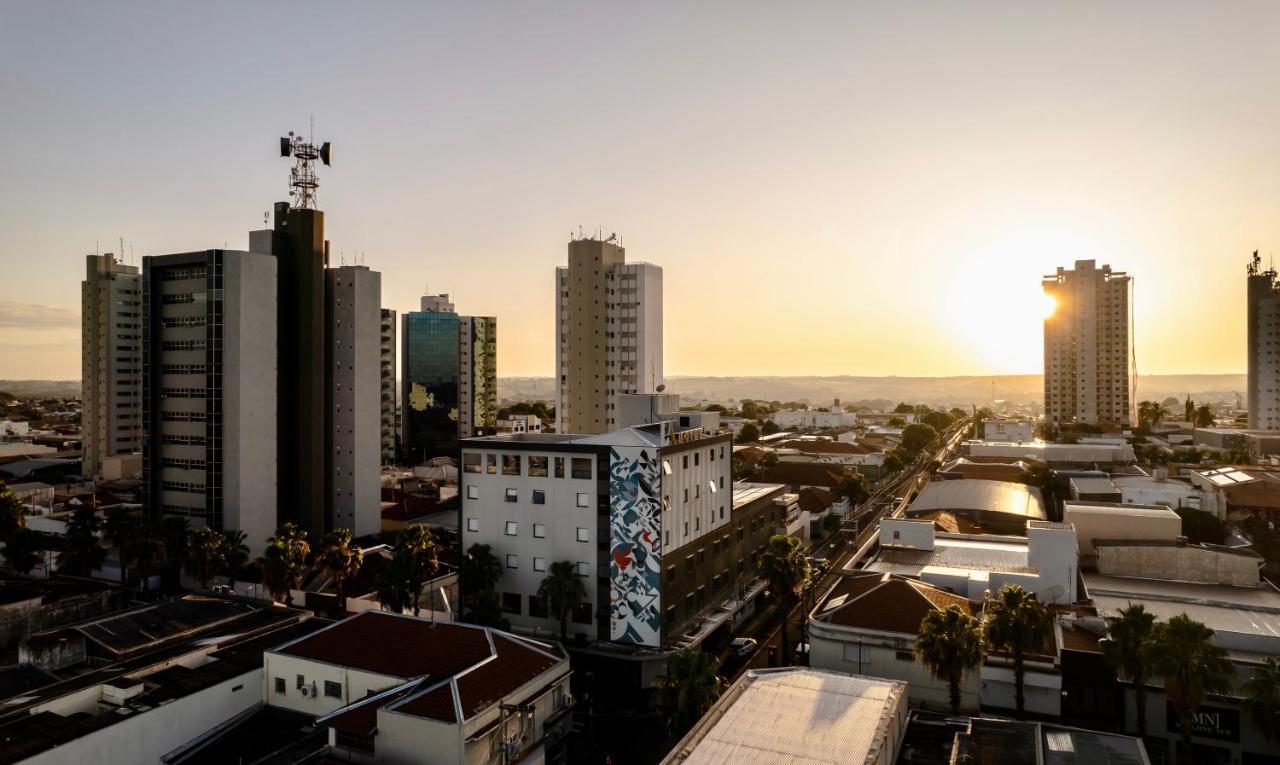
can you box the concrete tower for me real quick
[1247,251,1280,429]
[81,253,141,479]
[1042,259,1131,427]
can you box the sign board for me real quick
[1166,703,1239,743]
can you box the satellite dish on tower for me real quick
[656,384,666,393]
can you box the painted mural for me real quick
[608,445,663,646]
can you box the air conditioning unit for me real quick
[300,685,310,697]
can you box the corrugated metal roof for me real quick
[907,480,1046,520]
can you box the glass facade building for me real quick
[402,309,462,463]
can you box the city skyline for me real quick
[4,2,1280,380]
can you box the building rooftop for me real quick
[1063,500,1181,519]
[1070,477,1119,495]
[661,668,906,765]
[868,534,1033,577]
[907,480,1046,520]
[750,462,848,489]
[813,572,973,634]
[731,483,786,510]
[955,718,1150,765]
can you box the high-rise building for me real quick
[1247,251,1280,429]
[327,265,382,538]
[1042,259,1132,427]
[141,250,277,554]
[555,236,662,435]
[81,253,141,478]
[380,308,397,463]
[400,294,497,463]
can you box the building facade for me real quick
[401,294,496,463]
[460,424,732,648]
[1247,251,1280,429]
[327,265,382,538]
[380,308,397,464]
[81,253,142,479]
[555,237,662,435]
[1043,259,1132,427]
[141,250,278,554]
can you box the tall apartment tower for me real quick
[327,266,382,538]
[141,250,277,554]
[380,308,397,463]
[555,237,663,435]
[1042,259,1132,427]
[81,253,142,478]
[401,294,497,463]
[1247,251,1280,429]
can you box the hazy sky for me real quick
[2,1,1278,380]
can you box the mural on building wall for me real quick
[609,445,662,646]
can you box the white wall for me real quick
[264,651,403,717]
[808,625,980,712]
[660,440,732,551]
[980,662,1061,717]
[329,266,382,538]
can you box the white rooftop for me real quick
[665,668,906,765]
[1196,467,1256,487]
[868,534,1033,576]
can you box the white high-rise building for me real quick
[1042,259,1132,427]
[555,237,662,435]
[327,265,382,537]
[81,253,142,478]
[1247,251,1280,429]
[380,308,397,463]
[142,250,277,554]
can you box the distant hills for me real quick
[499,374,1246,408]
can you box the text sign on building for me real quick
[608,445,662,646]
[1166,703,1239,742]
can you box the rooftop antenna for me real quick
[279,128,332,210]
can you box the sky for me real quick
[2,1,1278,380]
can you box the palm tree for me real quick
[399,525,439,617]
[460,543,503,617]
[650,649,725,733]
[316,528,363,614]
[184,526,226,590]
[259,523,310,605]
[219,529,250,579]
[376,547,415,613]
[122,526,167,591]
[259,548,293,604]
[1146,613,1236,757]
[916,605,984,713]
[1243,657,1280,742]
[4,528,44,576]
[538,561,587,642]
[1193,404,1215,428]
[103,507,139,584]
[755,534,809,667]
[1101,603,1157,736]
[984,584,1053,718]
[58,504,105,577]
[1138,400,1170,430]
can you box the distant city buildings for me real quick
[400,293,496,464]
[80,253,141,479]
[1246,251,1280,429]
[1042,259,1131,428]
[380,308,397,463]
[555,236,662,435]
[141,249,278,553]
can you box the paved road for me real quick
[719,418,972,680]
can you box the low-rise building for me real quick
[1193,467,1280,525]
[982,419,1034,443]
[660,668,907,765]
[772,408,859,431]
[496,413,543,434]
[903,479,1046,535]
[964,440,1135,467]
[1063,501,1182,565]
[1069,476,1121,503]
[1113,473,1217,514]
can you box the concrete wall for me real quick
[263,651,403,717]
[1064,504,1182,558]
[328,266,382,538]
[1096,544,1260,587]
[980,662,1061,717]
[0,588,119,651]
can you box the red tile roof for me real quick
[753,463,849,489]
[815,572,973,635]
[797,487,838,516]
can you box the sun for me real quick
[1039,293,1057,319]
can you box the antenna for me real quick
[279,129,333,210]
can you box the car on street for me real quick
[729,637,758,657]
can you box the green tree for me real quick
[59,504,105,577]
[915,605,984,713]
[122,526,167,590]
[1184,396,1195,423]
[1138,401,1170,430]
[740,400,762,420]
[1193,404,1215,428]
[4,528,44,576]
[755,535,809,667]
[893,402,915,414]
[761,420,781,436]
[0,482,26,542]
[1243,656,1280,742]
[984,584,1053,718]
[219,529,250,578]
[103,507,139,584]
[821,513,842,536]
[460,543,503,617]
[184,526,226,589]
[650,649,725,733]
[1147,614,1235,757]
[317,528,364,614]
[886,416,907,428]
[1176,508,1226,545]
[398,525,439,617]
[1101,603,1158,736]
[258,523,310,605]
[376,546,415,613]
[837,472,869,506]
[736,422,761,443]
[901,423,939,457]
[882,451,905,475]
[921,410,953,432]
[538,560,588,641]
[949,407,967,422]
[468,588,510,629]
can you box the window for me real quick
[502,592,522,614]
[529,595,548,618]
[274,677,286,694]
[576,492,590,508]
[895,650,915,662]
[463,453,482,473]
[683,488,689,503]
[506,554,519,569]
[533,523,547,538]
[576,561,591,576]
[695,517,700,532]
[529,455,549,477]
[534,557,547,572]
[682,455,689,469]
[554,457,565,478]
[694,452,700,466]
[709,480,718,494]
[502,454,521,476]
[466,518,479,532]
[571,458,592,479]
[720,476,725,489]
[505,521,519,536]
[573,601,593,624]
[296,674,305,689]
[533,489,546,505]
[695,485,700,499]
[505,488,518,503]
[324,681,342,698]
[466,485,479,500]
[720,505,725,520]
[684,522,689,537]
[576,527,590,543]
[662,460,672,475]
[486,454,497,474]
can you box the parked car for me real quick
[729,637,758,657]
